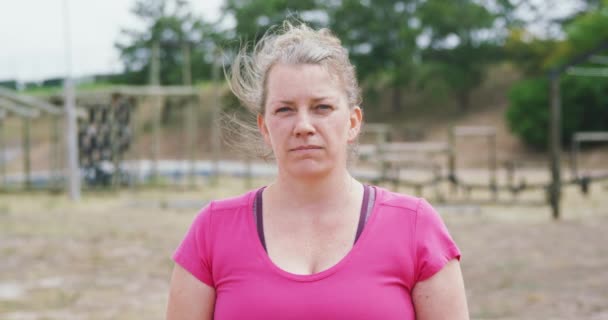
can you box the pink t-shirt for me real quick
[173,186,460,319]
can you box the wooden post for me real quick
[185,98,197,187]
[372,125,389,184]
[210,51,221,186]
[52,115,61,190]
[182,41,196,187]
[0,111,5,188]
[245,154,252,189]
[571,137,579,181]
[23,117,31,190]
[152,95,162,185]
[181,42,192,86]
[149,40,161,184]
[505,161,515,199]
[129,98,139,190]
[448,126,456,193]
[549,73,562,219]
[110,95,120,189]
[489,133,498,200]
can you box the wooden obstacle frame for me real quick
[548,41,608,218]
[0,92,48,191]
[448,125,498,199]
[569,131,608,195]
[61,84,224,189]
[358,123,557,205]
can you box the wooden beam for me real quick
[589,55,608,65]
[574,132,608,142]
[0,87,62,115]
[567,67,608,77]
[364,123,391,134]
[571,131,608,180]
[381,141,449,153]
[0,97,40,118]
[112,85,201,97]
[453,126,496,136]
[357,144,377,157]
[554,41,608,74]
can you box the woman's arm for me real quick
[166,264,216,320]
[412,259,469,320]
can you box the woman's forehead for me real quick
[266,63,346,101]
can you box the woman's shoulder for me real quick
[207,187,260,213]
[371,185,428,215]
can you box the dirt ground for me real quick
[1,177,607,320]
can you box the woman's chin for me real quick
[285,161,333,179]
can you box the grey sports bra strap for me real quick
[253,185,375,252]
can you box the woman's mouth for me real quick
[290,145,323,151]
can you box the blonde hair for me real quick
[228,21,361,114]
[224,21,362,160]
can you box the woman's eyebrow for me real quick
[269,96,336,105]
[277,100,295,105]
[312,96,336,103]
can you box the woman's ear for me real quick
[348,106,363,143]
[257,113,271,147]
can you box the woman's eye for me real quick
[316,104,332,111]
[276,107,291,113]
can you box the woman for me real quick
[167,22,469,320]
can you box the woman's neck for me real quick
[267,168,361,215]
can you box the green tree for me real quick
[222,0,323,44]
[506,0,608,149]
[326,0,420,113]
[416,0,515,111]
[507,76,608,149]
[221,0,516,113]
[115,0,218,85]
[222,0,422,113]
[559,0,608,61]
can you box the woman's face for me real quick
[258,63,362,180]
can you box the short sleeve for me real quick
[414,199,461,283]
[172,203,214,287]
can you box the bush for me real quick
[506,75,608,150]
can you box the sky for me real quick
[0,0,584,84]
[0,0,224,83]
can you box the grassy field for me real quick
[1,176,607,319]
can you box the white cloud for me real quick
[0,0,223,82]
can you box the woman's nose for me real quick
[293,111,315,137]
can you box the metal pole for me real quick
[63,0,80,200]
[549,74,562,219]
